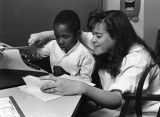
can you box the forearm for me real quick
[28,30,56,46]
[38,30,55,40]
[82,84,123,109]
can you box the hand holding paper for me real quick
[40,74,95,95]
[20,74,95,100]
[19,75,61,101]
[23,75,47,92]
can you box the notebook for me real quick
[0,96,25,117]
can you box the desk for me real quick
[0,87,81,117]
[0,44,82,117]
[0,70,82,117]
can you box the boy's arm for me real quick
[28,31,55,46]
[28,31,94,54]
[24,38,53,61]
[19,47,41,61]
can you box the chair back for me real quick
[120,55,160,117]
[135,55,160,117]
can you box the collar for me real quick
[64,40,80,55]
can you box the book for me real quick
[0,96,25,117]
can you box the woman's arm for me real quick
[82,84,123,109]
[40,76,123,109]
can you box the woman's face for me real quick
[91,23,115,55]
[54,24,78,53]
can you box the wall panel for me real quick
[0,0,98,46]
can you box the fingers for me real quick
[40,81,56,91]
[28,34,39,45]
[42,87,64,96]
[40,75,59,92]
[39,74,52,80]
[49,76,58,82]
[40,75,58,82]
[42,87,57,93]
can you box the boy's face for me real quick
[54,24,78,53]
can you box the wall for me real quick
[103,0,160,50]
[0,0,98,46]
[144,0,160,49]
[103,0,144,39]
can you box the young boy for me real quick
[32,10,95,82]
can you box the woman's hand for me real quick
[40,75,86,96]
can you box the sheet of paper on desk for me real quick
[19,75,61,101]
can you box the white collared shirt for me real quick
[99,44,160,114]
[37,40,95,82]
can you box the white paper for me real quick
[19,75,61,101]
[0,49,46,73]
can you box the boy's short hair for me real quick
[53,10,81,33]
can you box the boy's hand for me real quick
[53,65,70,76]
[28,31,55,46]
[28,33,41,46]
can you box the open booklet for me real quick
[0,96,25,117]
[19,75,95,102]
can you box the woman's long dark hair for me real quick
[88,10,155,77]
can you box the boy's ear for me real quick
[76,30,81,35]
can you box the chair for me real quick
[154,30,160,58]
[119,55,160,117]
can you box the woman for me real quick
[29,10,160,117]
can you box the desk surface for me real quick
[0,69,81,117]
[0,87,81,117]
[0,45,82,117]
